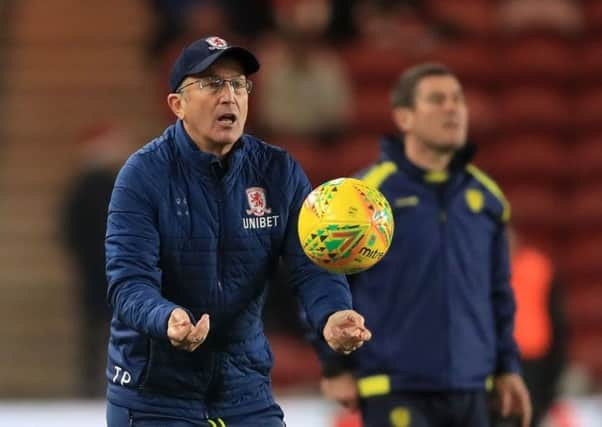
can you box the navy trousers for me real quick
[107,401,285,427]
[360,390,491,427]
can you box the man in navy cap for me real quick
[104,36,371,426]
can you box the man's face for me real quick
[401,75,468,152]
[174,57,249,152]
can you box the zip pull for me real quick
[217,280,222,290]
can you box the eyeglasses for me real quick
[177,76,253,95]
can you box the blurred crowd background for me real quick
[0,0,601,425]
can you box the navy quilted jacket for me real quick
[318,136,520,394]
[105,120,352,418]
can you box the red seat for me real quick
[340,46,412,85]
[269,334,321,389]
[464,87,498,138]
[573,88,602,132]
[497,86,572,132]
[504,185,566,233]
[350,85,397,135]
[272,137,329,186]
[565,287,602,328]
[498,35,576,86]
[418,40,496,85]
[573,133,602,180]
[425,0,497,38]
[577,38,602,85]
[325,135,381,178]
[567,184,602,233]
[583,0,602,35]
[476,132,568,185]
[562,234,602,284]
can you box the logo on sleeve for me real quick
[389,407,411,427]
[465,188,484,213]
[243,187,279,229]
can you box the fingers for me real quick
[167,308,193,343]
[187,314,210,351]
[323,310,371,354]
[519,386,532,427]
[346,311,365,326]
[320,374,359,409]
[499,388,511,418]
[167,308,210,352]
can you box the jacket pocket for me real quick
[139,338,212,399]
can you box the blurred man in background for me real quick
[317,63,532,427]
[60,124,130,397]
[504,225,568,426]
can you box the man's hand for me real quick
[167,308,210,352]
[495,373,532,427]
[323,310,372,354]
[321,373,359,409]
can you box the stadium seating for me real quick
[418,40,497,85]
[504,185,566,233]
[573,133,602,181]
[497,35,577,87]
[572,88,602,132]
[496,86,572,133]
[476,132,568,186]
[425,0,498,38]
[576,38,602,84]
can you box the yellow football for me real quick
[298,177,394,274]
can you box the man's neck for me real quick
[404,137,454,172]
[183,121,234,159]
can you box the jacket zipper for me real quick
[436,183,451,386]
[212,161,225,293]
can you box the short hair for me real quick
[391,63,455,108]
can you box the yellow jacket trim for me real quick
[357,374,391,397]
[424,170,449,183]
[466,164,511,222]
[362,161,397,190]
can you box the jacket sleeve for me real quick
[492,226,522,374]
[105,161,179,340]
[279,156,353,339]
[314,272,361,377]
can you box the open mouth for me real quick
[443,122,460,129]
[217,113,237,125]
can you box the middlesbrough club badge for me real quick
[205,36,228,50]
[245,187,272,217]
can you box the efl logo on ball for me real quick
[298,177,394,274]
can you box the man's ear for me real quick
[167,93,185,119]
[392,106,413,133]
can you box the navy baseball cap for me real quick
[169,36,260,93]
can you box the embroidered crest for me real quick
[465,188,484,213]
[389,407,411,427]
[205,36,228,50]
[246,187,272,216]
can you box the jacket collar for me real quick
[379,134,476,184]
[174,119,244,180]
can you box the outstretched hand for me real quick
[321,373,359,410]
[167,308,210,352]
[323,309,372,354]
[495,373,532,427]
